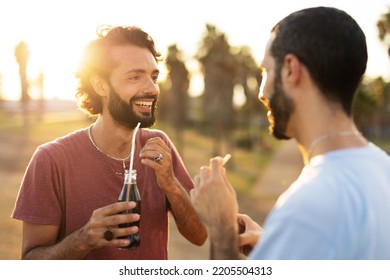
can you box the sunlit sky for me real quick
[0,0,389,101]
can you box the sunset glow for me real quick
[1,0,389,101]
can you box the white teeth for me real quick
[134,101,153,107]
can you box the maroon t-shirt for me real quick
[12,127,193,259]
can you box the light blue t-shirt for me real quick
[249,143,390,259]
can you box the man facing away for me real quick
[12,26,206,259]
[190,7,390,259]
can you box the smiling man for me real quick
[12,26,206,260]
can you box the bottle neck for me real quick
[125,169,137,184]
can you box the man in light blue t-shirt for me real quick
[190,6,390,259]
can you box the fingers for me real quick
[209,156,223,171]
[139,137,177,193]
[100,225,139,248]
[237,213,250,226]
[194,174,200,187]
[195,158,220,186]
[95,201,140,227]
[199,165,211,185]
[86,202,141,248]
[237,213,262,248]
[190,158,238,226]
[139,138,174,182]
[95,201,137,217]
[192,157,229,194]
[208,157,236,195]
[139,137,171,163]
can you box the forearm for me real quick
[23,228,90,260]
[166,179,207,246]
[209,225,240,260]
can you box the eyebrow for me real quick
[125,69,160,75]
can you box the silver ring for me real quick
[154,153,163,164]
[103,227,114,241]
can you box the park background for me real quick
[1,0,390,259]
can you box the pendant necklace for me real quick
[88,125,131,175]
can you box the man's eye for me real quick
[129,76,140,81]
[152,75,159,82]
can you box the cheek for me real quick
[155,84,161,95]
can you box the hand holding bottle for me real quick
[76,201,140,251]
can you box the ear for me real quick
[90,75,109,97]
[282,54,302,85]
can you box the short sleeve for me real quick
[12,145,63,225]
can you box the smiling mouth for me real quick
[133,98,156,115]
[134,100,153,108]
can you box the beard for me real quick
[107,84,157,129]
[264,76,295,140]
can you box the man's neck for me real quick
[295,113,367,164]
[91,116,134,160]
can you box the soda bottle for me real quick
[118,169,141,249]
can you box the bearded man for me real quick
[12,26,206,260]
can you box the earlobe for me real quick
[90,75,109,97]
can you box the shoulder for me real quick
[138,128,172,145]
[35,127,89,158]
[269,162,344,230]
[139,128,169,138]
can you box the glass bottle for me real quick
[118,169,141,250]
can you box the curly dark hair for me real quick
[75,26,162,116]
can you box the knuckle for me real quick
[91,208,101,216]
[108,203,120,212]
[109,214,122,225]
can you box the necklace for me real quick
[308,130,362,159]
[88,125,130,175]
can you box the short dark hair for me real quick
[271,7,367,115]
[75,26,162,116]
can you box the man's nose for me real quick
[142,77,158,94]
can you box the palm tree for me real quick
[15,41,30,104]
[376,8,390,137]
[234,46,265,150]
[14,41,30,126]
[165,44,190,153]
[196,24,237,157]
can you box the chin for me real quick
[138,117,156,128]
[270,124,291,140]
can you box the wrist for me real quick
[209,223,240,260]
[209,221,238,240]
[161,177,181,195]
[72,227,93,255]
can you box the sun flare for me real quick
[0,0,389,102]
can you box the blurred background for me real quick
[1,0,390,259]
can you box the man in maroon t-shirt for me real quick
[12,26,207,259]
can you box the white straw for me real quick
[129,122,141,173]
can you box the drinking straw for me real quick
[129,122,141,174]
